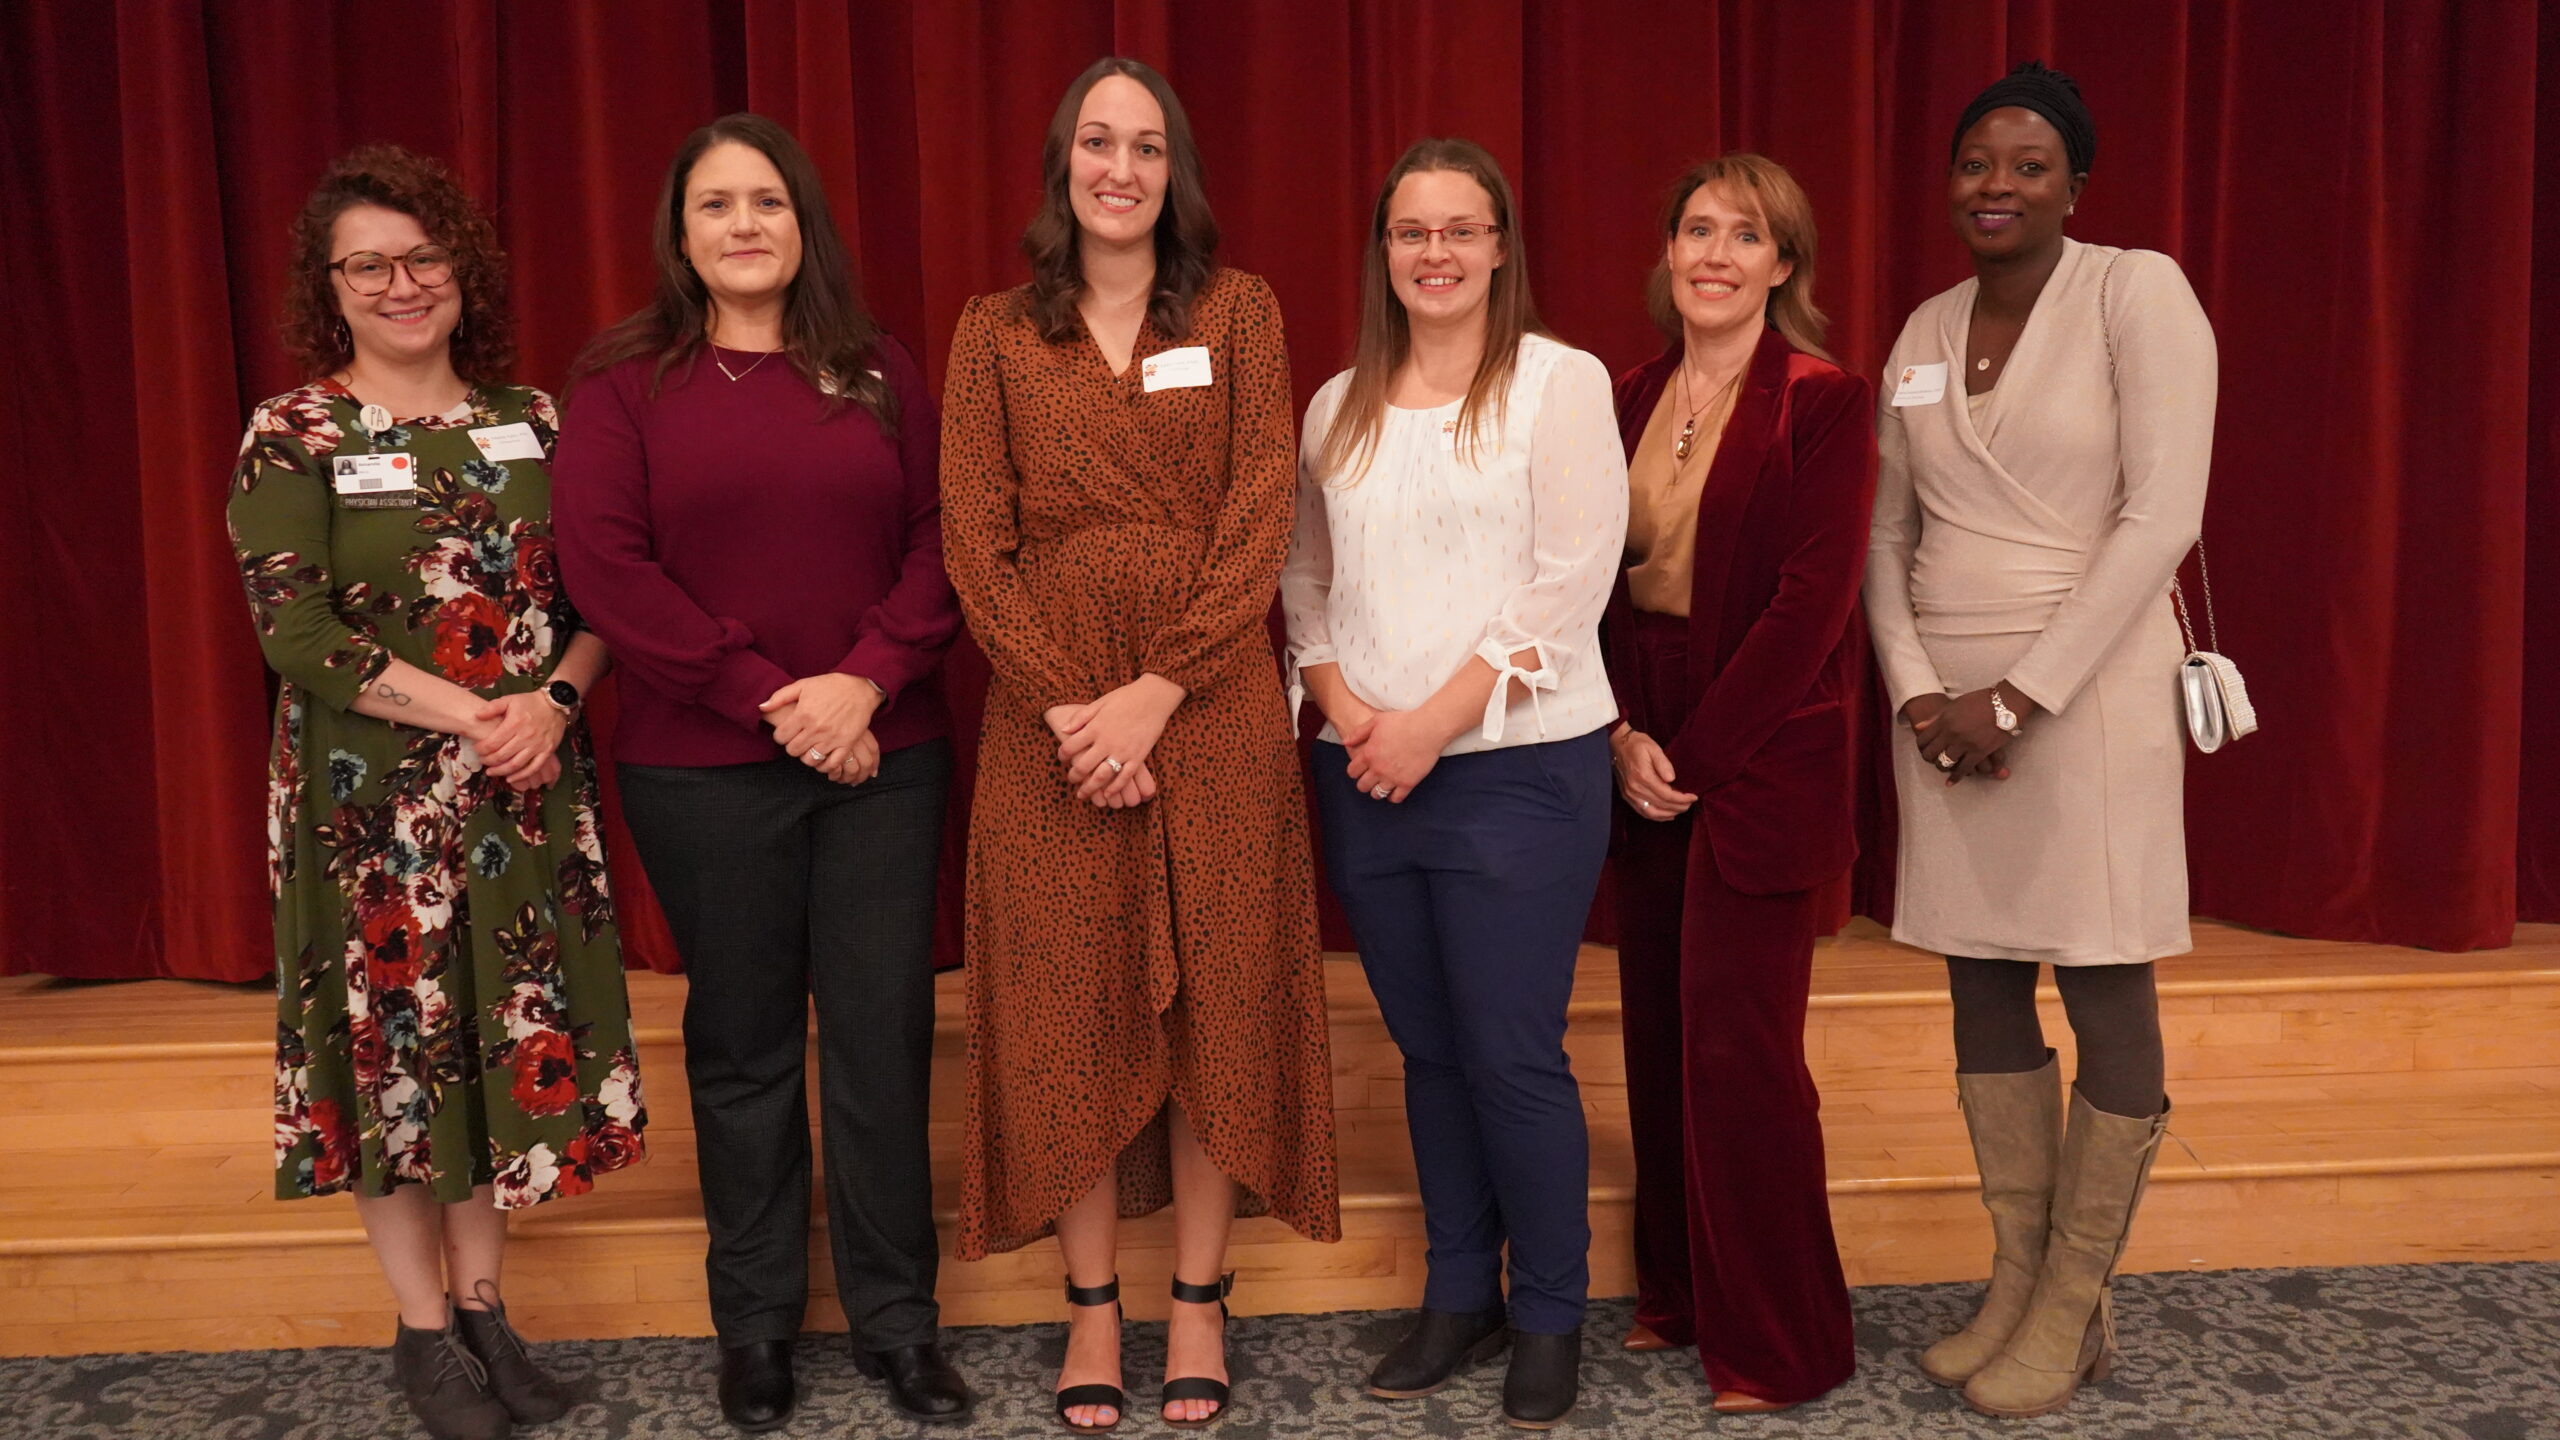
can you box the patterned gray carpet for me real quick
[6,1263,2555,1439]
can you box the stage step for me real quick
[3,922,2555,1356]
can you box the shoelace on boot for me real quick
[431,1328,494,1391]
[465,1282,535,1362]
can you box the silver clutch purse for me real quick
[2172,542,2256,753]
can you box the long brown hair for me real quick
[282,145,515,386]
[1644,153,1831,362]
[573,113,895,432]
[1316,138,1546,481]
[1022,57,1220,344]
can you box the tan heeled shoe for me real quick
[1619,1321,1679,1353]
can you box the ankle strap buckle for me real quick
[1064,1276,1122,1308]
[1169,1272,1235,1306]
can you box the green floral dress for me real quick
[227,379,646,1209]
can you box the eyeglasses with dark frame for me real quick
[327,246,456,297]
[1383,223,1504,250]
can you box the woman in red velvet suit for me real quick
[1600,154,1877,1413]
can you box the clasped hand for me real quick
[470,692,565,792]
[1338,704,1453,804]
[1609,725,1698,820]
[763,673,883,785]
[1906,685,2036,785]
[1049,674,1183,808]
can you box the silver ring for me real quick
[1373,784,1392,799]
[1936,752,1958,770]
[808,748,828,762]
[1639,800,1653,810]
[1105,757,1125,774]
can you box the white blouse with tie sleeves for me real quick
[1281,332,1628,755]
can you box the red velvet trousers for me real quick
[1613,612,1854,1404]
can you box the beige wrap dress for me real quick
[1865,240,2218,966]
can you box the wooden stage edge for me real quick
[1,919,2555,1354]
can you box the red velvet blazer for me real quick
[1601,326,1879,896]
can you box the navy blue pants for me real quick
[1314,729,1613,1335]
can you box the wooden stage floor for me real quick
[3,920,2555,1355]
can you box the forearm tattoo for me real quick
[372,681,413,707]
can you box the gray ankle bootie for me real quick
[454,1289,570,1425]
[392,1311,513,1440]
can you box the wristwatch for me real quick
[1989,686,2019,733]
[541,679,582,718]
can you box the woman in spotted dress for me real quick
[940,57,1339,1432]
[227,146,643,1440]
[1281,137,1629,1431]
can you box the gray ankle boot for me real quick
[454,1293,570,1425]
[392,1312,513,1440]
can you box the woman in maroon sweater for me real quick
[552,114,968,1428]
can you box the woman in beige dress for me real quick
[1863,62,2215,1421]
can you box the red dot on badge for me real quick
[392,456,409,470]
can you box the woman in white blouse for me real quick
[1281,136,1628,1432]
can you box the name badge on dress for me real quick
[468,422,545,463]
[332,452,418,507]
[1141,346,1213,392]
[1891,361,1949,407]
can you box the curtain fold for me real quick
[1,0,2542,979]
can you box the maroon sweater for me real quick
[553,339,959,765]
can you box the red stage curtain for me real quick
[1,0,2545,981]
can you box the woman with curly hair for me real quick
[226,144,645,1440]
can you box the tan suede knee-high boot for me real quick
[1962,1089,2168,1419]
[1918,1052,2062,1386]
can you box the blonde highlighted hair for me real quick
[1316,138,1549,481]
[1644,153,1831,363]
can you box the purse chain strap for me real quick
[2100,249,2219,657]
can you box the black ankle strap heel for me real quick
[1056,1276,1125,1434]
[1161,1272,1236,1429]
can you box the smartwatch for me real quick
[541,679,582,718]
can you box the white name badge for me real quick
[468,422,545,462]
[332,452,416,494]
[1141,346,1213,392]
[1890,361,1949,407]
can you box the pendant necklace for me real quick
[713,346,775,383]
[1672,363,1743,467]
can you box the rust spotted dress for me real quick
[940,269,1340,1257]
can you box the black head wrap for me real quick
[1949,60,2095,175]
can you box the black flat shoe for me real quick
[856,1340,975,1423]
[1502,1329,1581,1430]
[716,1339,796,1433]
[1055,1276,1125,1434]
[1161,1272,1234,1429]
[1366,1306,1509,1400]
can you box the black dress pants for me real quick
[618,740,949,1350]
